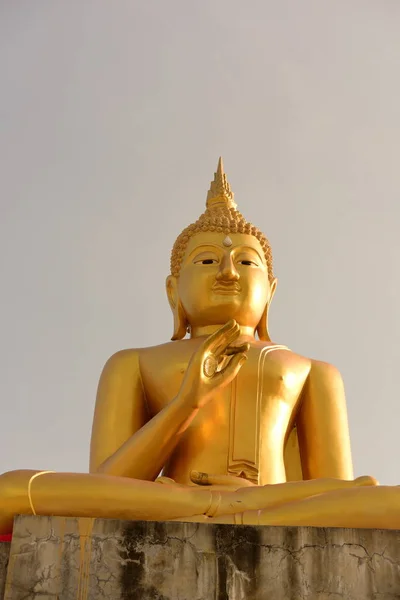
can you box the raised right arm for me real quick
[89,349,200,480]
[90,321,248,481]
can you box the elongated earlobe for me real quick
[171,299,188,340]
[256,278,277,342]
[166,276,188,340]
[256,303,271,342]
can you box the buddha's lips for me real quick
[212,283,241,294]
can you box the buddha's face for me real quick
[168,231,275,333]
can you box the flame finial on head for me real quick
[206,157,236,210]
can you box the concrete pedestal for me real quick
[0,543,10,600]
[1,515,400,599]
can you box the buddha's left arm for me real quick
[296,360,354,480]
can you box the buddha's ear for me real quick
[256,278,277,342]
[166,275,188,341]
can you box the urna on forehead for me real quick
[170,158,274,281]
[184,231,267,261]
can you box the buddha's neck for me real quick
[190,324,256,340]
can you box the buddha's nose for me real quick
[216,254,240,282]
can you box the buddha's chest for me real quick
[141,345,306,430]
[141,345,308,484]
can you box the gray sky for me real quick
[1,1,399,484]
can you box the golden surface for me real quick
[0,159,399,533]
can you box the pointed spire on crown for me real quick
[206,157,237,210]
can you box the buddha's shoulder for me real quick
[102,341,190,367]
[259,341,343,379]
[103,343,342,383]
[255,340,304,361]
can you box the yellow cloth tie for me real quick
[27,471,55,515]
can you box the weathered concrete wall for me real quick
[0,543,10,600]
[2,515,400,599]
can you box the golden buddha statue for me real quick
[0,158,399,534]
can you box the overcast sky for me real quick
[1,1,399,485]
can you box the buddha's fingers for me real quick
[191,471,255,488]
[155,476,183,486]
[207,474,255,488]
[190,471,210,486]
[214,328,242,357]
[214,352,247,383]
[205,320,240,355]
[224,343,250,356]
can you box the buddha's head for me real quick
[166,158,276,340]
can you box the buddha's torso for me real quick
[139,339,311,485]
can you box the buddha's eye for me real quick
[238,260,257,266]
[194,257,219,265]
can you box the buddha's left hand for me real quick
[190,470,256,489]
[155,471,256,490]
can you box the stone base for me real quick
[2,515,400,599]
[0,543,10,600]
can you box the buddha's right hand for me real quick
[179,320,249,409]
